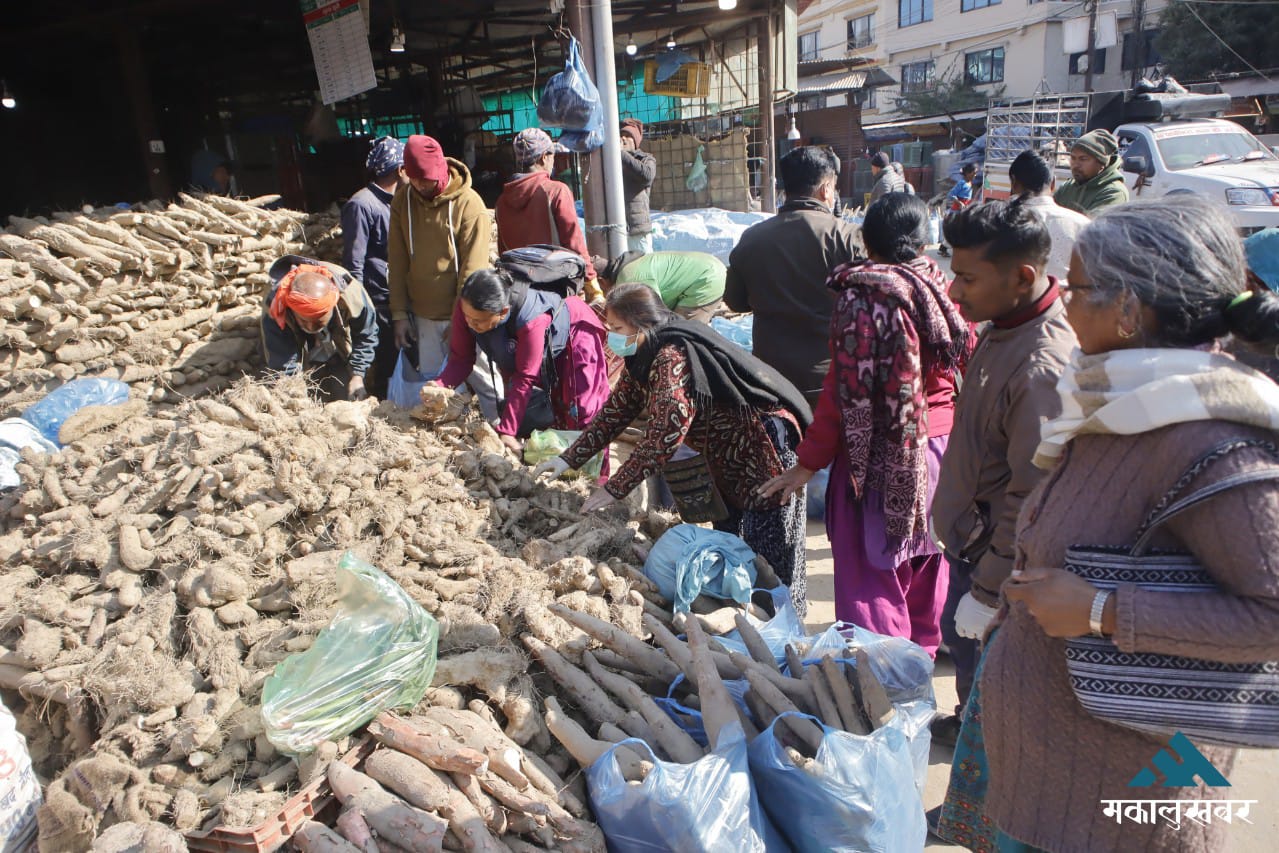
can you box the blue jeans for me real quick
[940,556,979,713]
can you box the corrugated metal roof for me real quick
[862,109,987,131]
[797,67,897,93]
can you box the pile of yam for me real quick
[0,194,323,417]
[0,375,683,851]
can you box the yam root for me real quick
[368,713,489,775]
[294,820,361,852]
[327,761,449,853]
[683,616,738,751]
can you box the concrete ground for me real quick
[800,519,1276,852]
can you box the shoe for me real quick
[937,244,951,257]
[930,713,962,749]
[926,805,944,837]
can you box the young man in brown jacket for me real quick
[929,200,1078,743]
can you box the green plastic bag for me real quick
[524,428,603,480]
[261,552,439,755]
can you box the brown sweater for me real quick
[981,420,1279,852]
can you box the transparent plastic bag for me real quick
[537,38,603,134]
[642,524,756,614]
[686,145,709,193]
[713,585,806,667]
[558,128,604,154]
[585,722,787,853]
[748,712,925,853]
[387,350,438,409]
[523,428,602,480]
[22,378,128,445]
[261,552,439,755]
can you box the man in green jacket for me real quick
[593,250,726,323]
[1053,129,1130,216]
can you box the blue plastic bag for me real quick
[22,378,129,445]
[748,712,925,853]
[800,623,936,790]
[652,674,752,749]
[558,128,604,154]
[586,722,788,853]
[537,37,603,135]
[710,315,753,352]
[643,524,756,614]
[806,464,830,519]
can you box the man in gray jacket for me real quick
[724,146,859,408]
[620,119,656,253]
[929,200,1077,744]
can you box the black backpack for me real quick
[495,244,586,299]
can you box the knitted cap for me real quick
[513,128,555,167]
[871,152,891,169]
[620,119,643,146]
[404,135,449,187]
[1071,129,1119,162]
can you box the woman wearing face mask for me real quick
[535,283,815,615]
[432,269,610,455]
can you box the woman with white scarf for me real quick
[967,197,1279,852]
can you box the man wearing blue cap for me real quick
[343,136,408,399]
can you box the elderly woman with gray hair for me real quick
[963,197,1279,852]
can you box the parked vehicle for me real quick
[982,87,1279,233]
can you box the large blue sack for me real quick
[23,378,128,445]
[748,712,925,853]
[642,524,756,614]
[586,722,789,853]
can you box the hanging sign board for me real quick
[301,0,377,105]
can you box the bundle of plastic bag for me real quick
[0,418,58,490]
[261,552,439,755]
[22,378,129,445]
[537,37,603,135]
[523,428,603,480]
[686,145,709,193]
[748,712,924,852]
[586,723,786,853]
[643,524,756,613]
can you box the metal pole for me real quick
[116,25,173,200]
[566,0,609,258]
[590,0,628,258]
[758,12,777,212]
[1084,0,1098,93]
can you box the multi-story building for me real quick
[787,0,1167,197]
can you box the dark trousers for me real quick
[365,305,400,402]
[939,556,979,714]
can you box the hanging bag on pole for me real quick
[537,37,604,134]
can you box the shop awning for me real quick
[861,108,987,141]
[797,67,897,94]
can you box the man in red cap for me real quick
[388,134,499,419]
[619,119,656,254]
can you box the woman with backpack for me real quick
[431,268,610,454]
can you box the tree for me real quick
[1157,0,1278,80]
[895,74,1005,121]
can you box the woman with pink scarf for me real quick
[761,194,972,654]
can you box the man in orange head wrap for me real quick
[261,254,379,401]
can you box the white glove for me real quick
[954,592,999,640]
[532,457,570,480]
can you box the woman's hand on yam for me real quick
[1002,567,1098,638]
[756,464,815,502]
[581,487,618,513]
[499,433,523,454]
[533,457,571,480]
[347,375,368,401]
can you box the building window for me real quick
[1069,49,1106,75]
[799,31,820,62]
[964,47,1005,84]
[798,93,828,110]
[847,14,874,49]
[862,87,877,109]
[961,0,1000,10]
[1122,29,1161,71]
[898,0,933,28]
[901,59,936,93]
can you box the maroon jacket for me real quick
[494,171,597,282]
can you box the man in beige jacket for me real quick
[388,134,498,418]
[928,200,1078,744]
